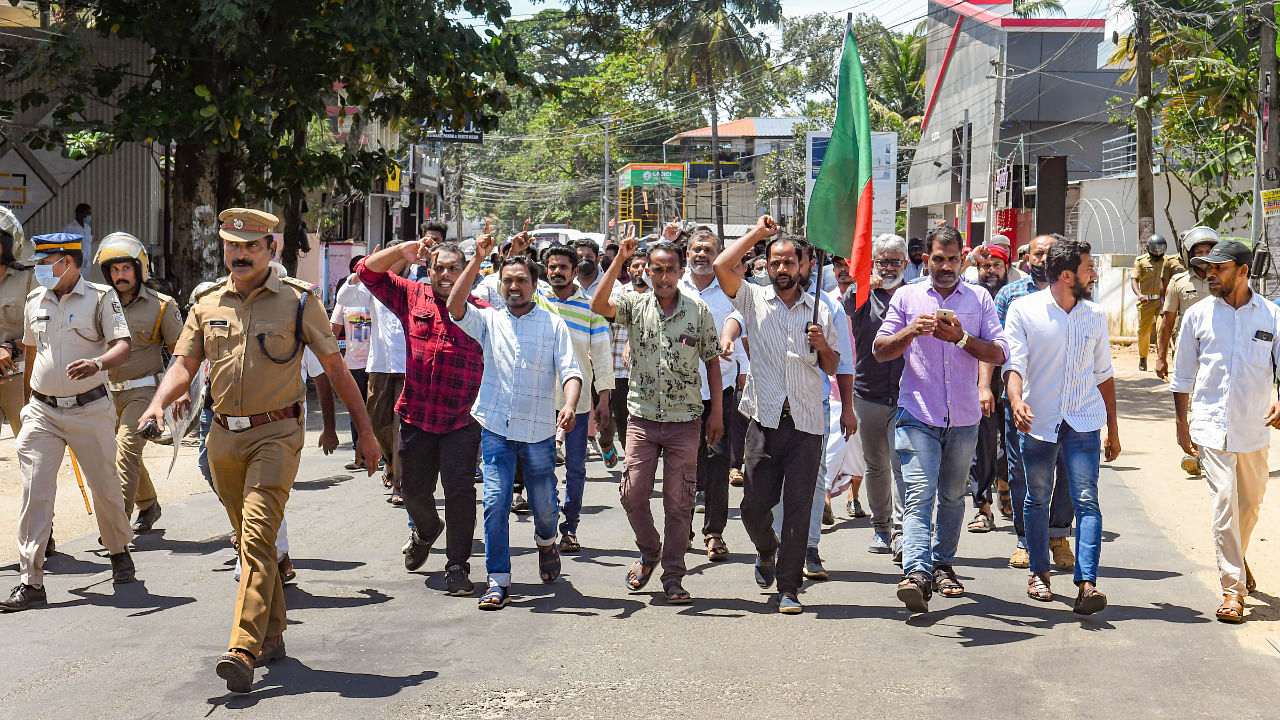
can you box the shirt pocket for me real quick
[254,321,298,362]
[29,317,49,344]
[2,301,23,328]
[69,313,102,343]
[407,307,440,340]
[1247,337,1273,368]
[204,322,233,359]
[956,311,982,338]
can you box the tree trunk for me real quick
[705,59,725,241]
[280,124,309,275]
[170,142,225,302]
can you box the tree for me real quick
[870,21,927,126]
[644,0,782,239]
[1011,0,1066,17]
[0,1,537,294]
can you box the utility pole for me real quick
[600,113,615,239]
[987,45,1006,245]
[1135,0,1155,251]
[453,147,465,242]
[1258,2,1280,294]
[960,108,970,241]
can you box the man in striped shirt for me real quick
[1005,238,1119,615]
[540,246,614,553]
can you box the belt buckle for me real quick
[226,415,252,431]
[56,396,77,409]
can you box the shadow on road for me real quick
[289,558,365,572]
[58,579,196,617]
[514,579,647,619]
[2,552,108,577]
[292,474,352,491]
[207,660,437,709]
[284,586,392,610]
[130,529,231,556]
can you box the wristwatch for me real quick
[92,357,104,371]
[956,331,971,349]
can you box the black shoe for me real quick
[0,584,46,612]
[110,551,136,584]
[132,503,161,534]
[444,563,475,596]
[404,523,443,572]
[693,491,706,514]
[803,547,828,580]
[1138,357,1147,371]
[754,551,777,589]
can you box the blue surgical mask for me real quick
[83,214,92,225]
[34,259,66,289]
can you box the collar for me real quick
[925,279,971,302]
[761,283,816,309]
[679,270,720,293]
[546,284,586,304]
[68,275,88,297]
[1214,290,1267,313]
[223,269,282,297]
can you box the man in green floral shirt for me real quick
[591,233,723,604]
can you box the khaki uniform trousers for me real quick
[16,395,132,586]
[113,386,159,517]
[366,372,403,489]
[208,415,303,656]
[0,375,24,436]
[1200,446,1269,597]
[1137,298,1161,359]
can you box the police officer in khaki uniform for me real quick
[95,232,184,532]
[1,233,135,613]
[1155,226,1218,381]
[140,208,378,693]
[0,207,34,433]
[1131,234,1183,371]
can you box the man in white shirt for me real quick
[61,203,96,282]
[1170,240,1280,623]
[1005,238,1120,616]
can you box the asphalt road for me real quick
[2,433,1278,719]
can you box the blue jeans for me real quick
[480,429,559,587]
[1020,425,1102,584]
[560,412,589,536]
[198,407,214,489]
[1004,399,1073,546]
[895,409,980,577]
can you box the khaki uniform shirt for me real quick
[1162,270,1210,317]
[22,277,130,397]
[0,265,33,346]
[174,271,339,416]
[612,290,721,424]
[110,286,184,382]
[1133,253,1183,298]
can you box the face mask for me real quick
[578,258,598,276]
[1029,263,1048,283]
[753,270,769,285]
[34,261,66,289]
[83,215,92,226]
[600,256,612,272]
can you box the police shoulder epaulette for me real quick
[148,286,178,306]
[282,276,321,298]
[25,287,42,300]
[191,282,223,304]
[85,280,113,297]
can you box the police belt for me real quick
[214,403,302,432]
[33,385,108,409]
[108,373,163,393]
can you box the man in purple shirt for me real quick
[873,225,1007,614]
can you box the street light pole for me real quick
[601,113,615,239]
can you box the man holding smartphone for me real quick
[873,225,1007,614]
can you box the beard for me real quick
[771,272,796,291]
[1071,277,1093,300]
[931,270,958,289]
[879,272,902,290]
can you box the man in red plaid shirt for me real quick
[357,239,487,597]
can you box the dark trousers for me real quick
[969,371,1006,508]
[728,381,746,469]
[347,367,368,450]
[697,386,735,536]
[611,378,629,452]
[740,415,822,595]
[399,420,482,567]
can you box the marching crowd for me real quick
[0,202,1276,695]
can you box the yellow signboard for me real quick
[386,165,401,193]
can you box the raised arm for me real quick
[449,225,495,321]
[591,226,635,320]
[714,215,779,299]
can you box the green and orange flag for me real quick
[806,15,873,306]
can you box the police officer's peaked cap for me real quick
[218,208,279,243]
[31,232,82,259]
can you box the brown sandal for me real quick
[1216,593,1245,624]
[1027,574,1053,602]
[997,479,1014,518]
[704,534,728,562]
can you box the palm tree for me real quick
[645,1,782,239]
[1012,0,1067,17]
[871,21,927,127]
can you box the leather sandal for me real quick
[1216,593,1245,624]
[1027,574,1053,602]
[704,534,729,562]
[625,558,658,591]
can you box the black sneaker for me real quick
[132,502,162,534]
[754,551,777,589]
[0,583,46,612]
[444,563,475,596]
[802,547,828,580]
[404,523,442,572]
[1138,357,1147,371]
[694,491,706,514]
[110,551,136,584]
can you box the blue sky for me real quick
[503,0,1110,25]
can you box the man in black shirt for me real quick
[966,245,1012,534]
[846,235,908,559]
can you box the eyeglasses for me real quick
[874,259,904,269]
